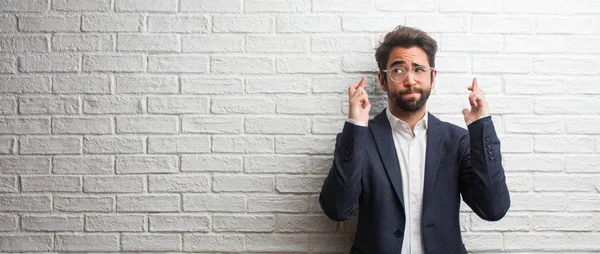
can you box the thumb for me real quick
[461,108,470,116]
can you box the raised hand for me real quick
[348,76,371,125]
[462,77,490,124]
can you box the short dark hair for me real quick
[375,25,438,72]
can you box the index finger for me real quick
[471,77,479,91]
[349,76,366,94]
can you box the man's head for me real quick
[375,26,438,113]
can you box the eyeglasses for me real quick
[382,66,435,83]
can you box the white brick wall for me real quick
[0,0,598,252]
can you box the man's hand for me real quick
[348,76,371,125]
[462,77,490,124]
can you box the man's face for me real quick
[379,46,436,112]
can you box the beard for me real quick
[389,86,431,112]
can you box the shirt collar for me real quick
[386,107,429,131]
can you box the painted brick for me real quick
[248,196,309,212]
[148,135,211,154]
[407,14,468,33]
[0,35,48,53]
[182,35,242,52]
[19,136,81,155]
[83,54,145,72]
[85,214,145,232]
[84,175,144,193]
[116,75,178,94]
[116,116,178,134]
[212,96,275,114]
[213,175,274,192]
[56,233,119,252]
[213,215,275,232]
[0,0,48,12]
[181,155,243,172]
[213,16,273,33]
[247,35,308,52]
[116,0,177,12]
[0,176,17,192]
[0,156,50,174]
[246,0,309,12]
[212,56,273,74]
[276,15,341,33]
[184,234,245,252]
[148,175,210,192]
[246,77,310,94]
[82,14,144,32]
[276,56,338,74]
[149,214,210,232]
[181,0,242,12]
[0,195,51,212]
[148,55,208,73]
[0,214,18,231]
[18,15,80,32]
[277,96,341,114]
[212,136,274,153]
[52,0,111,11]
[148,15,209,33]
[53,75,111,94]
[245,116,310,134]
[52,117,113,134]
[21,215,83,231]
[0,234,52,252]
[275,214,337,232]
[246,233,309,252]
[19,96,79,114]
[54,195,113,212]
[182,116,243,134]
[116,155,178,174]
[181,77,244,94]
[84,136,144,154]
[121,233,181,251]
[276,136,335,154]
[53,156,113,174]
[117,34,179,52]
[117,194,180,212]
[21,175,81,192]
[183,194,246,212]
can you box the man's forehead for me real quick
[387,47,428,66]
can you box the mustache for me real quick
[398,87,424,95]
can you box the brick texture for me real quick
[0,0,597,253]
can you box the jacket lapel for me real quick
[369,110,404,208]
[422,113,445,211]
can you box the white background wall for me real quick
[0,0,599,252]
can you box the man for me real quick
[319,26,510,253]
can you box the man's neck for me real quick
[388,104,427,131]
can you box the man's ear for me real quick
[378,71,387,92]
[430,68,437,90]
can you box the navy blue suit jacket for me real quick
[320,110,510,254]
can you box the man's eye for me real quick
[393,68,405,73]
[415,67,426,72]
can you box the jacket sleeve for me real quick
[459,116,511,221]
[319,121,368,221]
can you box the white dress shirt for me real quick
[346,108,428,254]
[386,108,427,254]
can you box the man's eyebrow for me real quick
[389,60,426,67]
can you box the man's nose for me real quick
[403,71,417,86]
